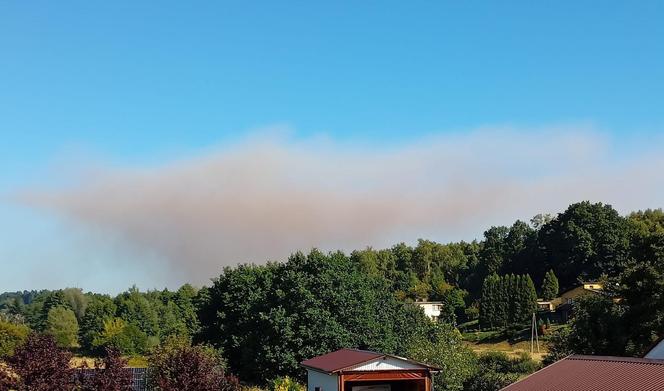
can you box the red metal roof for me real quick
[301,349,439,373]
[501,355,664,391]
[301,349,383,373]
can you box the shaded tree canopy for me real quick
[196,249,434,384]
[539,201,631,288]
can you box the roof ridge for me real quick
[568,355,664,365]
[344,348,383,355]
[301,349,440,373]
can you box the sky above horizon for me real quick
[1,1,663,293]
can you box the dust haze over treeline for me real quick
[15,130,664,287]
[1,201,663,390]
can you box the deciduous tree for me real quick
[197,249,433,384]
[46,306,79,348]
[539,201,630,288]
[0,319,29,357]
[407,323,477,391]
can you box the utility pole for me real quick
[531,312,540,354]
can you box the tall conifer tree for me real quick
[541,269,560,300]
[521,274,538,323]
[480,274,500,329]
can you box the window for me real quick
[315,387,321,391]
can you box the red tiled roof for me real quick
[502,355,664,391]
[301,349,383,373]
[301,349,439,373]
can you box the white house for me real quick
[301,349,439,391]
[414,301,443,321]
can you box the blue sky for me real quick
[1,2,663,292]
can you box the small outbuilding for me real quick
[301,349,439,391]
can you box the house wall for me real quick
[416,303,442,320]
[645,340,664,359]
[307,370,339,391]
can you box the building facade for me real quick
[302,349,439,391]
[414,301,443,321]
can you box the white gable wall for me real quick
[307,370,339,391]
[345,357,426,371]
[645,340,664,359]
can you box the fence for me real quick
[78,367,148,391]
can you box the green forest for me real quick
[1,201,663,391]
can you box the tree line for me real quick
[1,201,663,391]
[0,285,199,356]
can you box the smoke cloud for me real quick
[16,127,664,285]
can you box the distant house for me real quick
[559,282,604,305]
[537,282,604,312]
[301,349,440,391]
[501,355,664,391]
[414,301,443,321]
[536,282,605,323]
[536,298,561,312]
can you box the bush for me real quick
[464,371,519,391]
[465,305,480,322]
[543,326,574,365]
[272,376,306,391]
[0,367,17,391]
[0,319,30,357]
[476,351,539,375]
[464,351,540,391]
[148,338,240,391]
[0,334,75,391]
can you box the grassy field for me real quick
[464,337,548,361]
[70,355,148,368]
[460,321,568,362]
